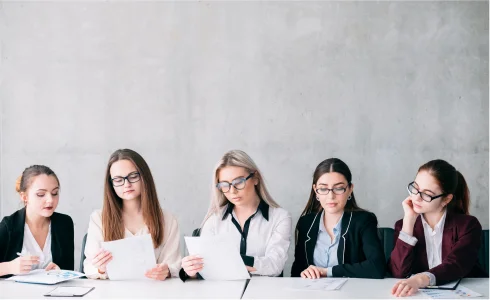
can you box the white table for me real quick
[242,277,489,299]
[0,278,247,299]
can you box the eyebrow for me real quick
[112,171,138,177]
[413,181,435,194]
[36,187,59,192]
[219,175,248,182]
[318,182,346,186]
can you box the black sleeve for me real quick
[291,218,307,277]
[66,216,75,271]
[332,213,386,279]
[0,217,11,263]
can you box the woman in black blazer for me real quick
[0,165,74,277]
[291,158,385,279]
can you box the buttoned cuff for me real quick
[398,231,418,246]
[326,267,333,277]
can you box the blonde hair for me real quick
[202,150,279,225]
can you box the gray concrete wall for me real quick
[0,1,488,275]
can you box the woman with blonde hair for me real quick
[83,149,181,280]
[180,150,292,281]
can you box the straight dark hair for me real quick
[300,158,364,217]
[418,159,470,215]
[103,149,164,248]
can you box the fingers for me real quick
[93,251,112,268]
[394,282,406,297]
[391,282,401,295]
[312,267,321,278]
[398,284,412,297]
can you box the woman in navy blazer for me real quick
[291,158,385,279]
[389,159,487,297]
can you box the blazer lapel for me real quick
[50,214,62,263]
[305,211,321,266]
[11,207,27,257]
[414,216,430,271]
[337,212,352,264]
[441,213,455,261]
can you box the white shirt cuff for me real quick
[422,272,436,286]
[326,267,333,277]
[398,231,418,246]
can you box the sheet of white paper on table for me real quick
[421,285,483,298]
[184,236,250,281]
[46,286,94,296]
[6,269,85,285]
[290,278,348,291]
[101,234,156,281]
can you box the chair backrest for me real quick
[79,233,87,273]
[192,228,201,237]
[377,227,395,264]
[478,229,489,274]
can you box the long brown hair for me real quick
[418,159,470,215]
[300,158,364,217]
[102,149,164,247]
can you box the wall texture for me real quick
[0,1,488,274]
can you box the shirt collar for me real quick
[222,199,270,221]
[319,210,343,234]
[421,210,447,233]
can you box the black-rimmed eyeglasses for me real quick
[407,181,446,202]
[216,172,255,193]
[111,172,141,187]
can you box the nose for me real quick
[124,178,132,188]
[327,191,335,200]
[229,185,238,194]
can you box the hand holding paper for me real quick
[101,234,155,280]
[184,236,250,281]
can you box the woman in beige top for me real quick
[83,149,181,280]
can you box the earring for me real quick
[316,196,320,201]
[347,195,352,200]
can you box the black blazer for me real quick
[291,210,385,279]
[0,207,74,276]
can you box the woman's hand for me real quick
[91,248,113,274]
[392,274,430,297]
[300,265,327,279]
[145,263,170,280]
[181,255,203,278]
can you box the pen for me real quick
[16,252,43,263]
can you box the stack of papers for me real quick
[421,286,482,299]
[6,269,85,285]
[290,278,348,291]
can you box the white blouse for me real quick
[83,209,182,279]
[21,223,52,270]
[200,201,292,276]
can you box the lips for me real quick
[232,197,241,201]
[124,190,134,194]
[43,207,53,210]
[326,203,337,207]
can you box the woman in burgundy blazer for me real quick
[388,159,487,297]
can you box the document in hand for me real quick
[101,234,155,280]
[184,236,250,281]
[290,278,348,291]
[6,269,85,285]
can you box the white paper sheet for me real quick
[184,236,250,281]
[421,285,483,298]
[6,269,85,285]
[290,278,348,291]
[101,234,156,280]
[45,286,94,297]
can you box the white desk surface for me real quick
[242,277,489,299]
[0,278,247,299]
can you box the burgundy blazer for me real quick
[388,212,487,284]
